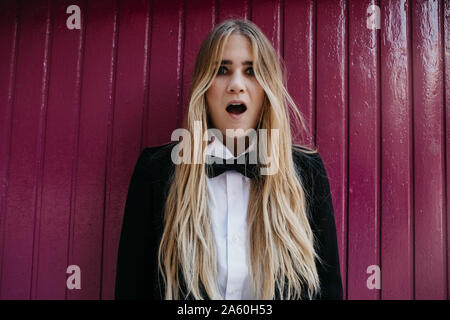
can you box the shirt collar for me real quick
[206,132,257,160]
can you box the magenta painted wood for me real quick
[147,0,183,147]
[315,0,348,299]
[252,0,282,56]
[1,0,51,299]
[347,0,381,300]
[284,0,315,147]
[412,0,446,300]
[219,0,250,22]
[0,0,18,300]
[35,0,85,299]
[73,0,116,300]
[445,0,450,301]
[0,0,449,300]
[102,0,151,300]
[380,0,414,300]
[182,0,215,128]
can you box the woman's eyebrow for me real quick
[220,60,253,66]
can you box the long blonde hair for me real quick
[158,19,321,300]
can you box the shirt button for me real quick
[233,235,239,243]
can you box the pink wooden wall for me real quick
[0,0,448,300]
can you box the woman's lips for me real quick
[227,110,246,120]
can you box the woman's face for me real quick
[206,34,265,140]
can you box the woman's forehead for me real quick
[218,39,254,63]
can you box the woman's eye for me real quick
[217,66,227,75]
[216,66,254,76]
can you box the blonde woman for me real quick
[115,19,342,300]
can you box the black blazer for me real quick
[115,141,343,300]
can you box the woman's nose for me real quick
[227,72,245,93]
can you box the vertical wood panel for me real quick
[218,0,250,21]
[31,2,53,299]
[147,0,183,146]
[139,0,153,150]
[315,0,348,299]
[380,0,414,299]
[182,0,215,127]
[445,0,450,301]
[98,0,120,299]
[0,0,50,299]
[252,0,283,56]
[347,0,381,299]
[0,0,19,298]
[35,0,85,299]
[412,0,446,299]
[101,0,150,300]
[284,0,315,147]
[71,0,117,300]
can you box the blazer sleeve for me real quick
[309,153,343,300]
[115,148,156,300]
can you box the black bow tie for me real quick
[206,151,259,179]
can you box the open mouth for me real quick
[226,103,247,115]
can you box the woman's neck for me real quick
[223,135,250,157]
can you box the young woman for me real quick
[115,19,343,300]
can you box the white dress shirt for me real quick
[205,135,257,300]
